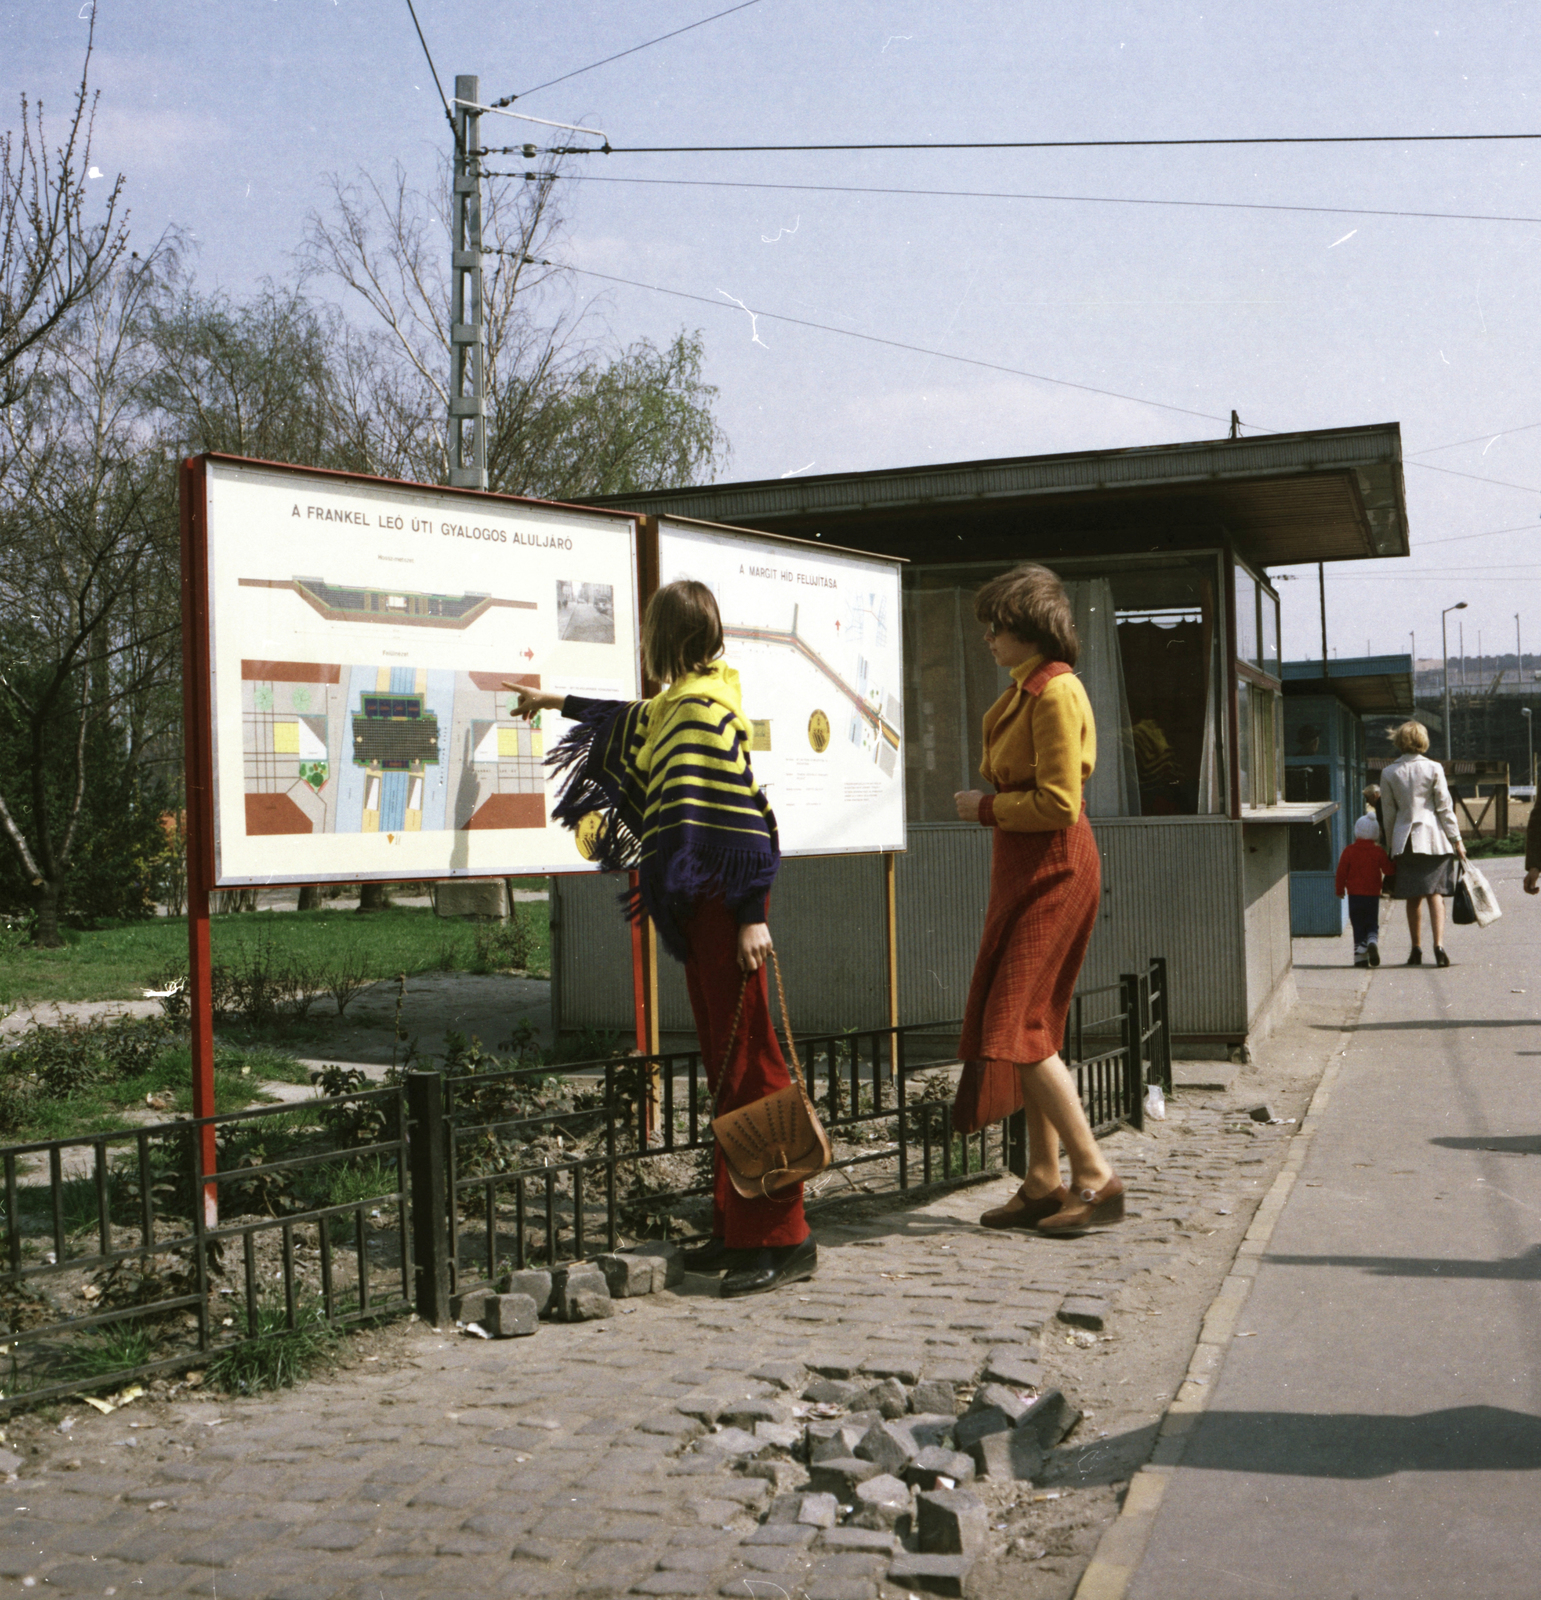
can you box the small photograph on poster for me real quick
[556,580,615,644]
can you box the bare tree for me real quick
[302,164,726,496]
[0,3,129,407]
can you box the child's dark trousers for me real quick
[1347,894,1381,950]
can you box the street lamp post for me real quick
[1524,706,1534,790]
[1442,602,1468,763]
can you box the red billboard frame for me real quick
[178,454,654,1216]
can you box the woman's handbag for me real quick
[710,951,832,1200]
[1452,865,1478,925]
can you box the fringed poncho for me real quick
[548,662,780,961]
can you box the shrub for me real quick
[0,1013,177,1101]
[472,912,534,974]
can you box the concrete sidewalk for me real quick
[1101,855,1541,1599]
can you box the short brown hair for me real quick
[642,580,723,683]
[1392,720,1430,753]
[974,564,1079,666]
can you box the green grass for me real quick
[0,1034,311,1145]
[1,902,551,1008]
[66,1322,156,1380]
[207,1295,341,1394]
[11,1061,279,1144]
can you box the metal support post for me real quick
[1151,956,1173,1093]
[1121,974,1145,1132]
[407,1071,450,1326]
[179,459,218,1227]
[448,74,486,490]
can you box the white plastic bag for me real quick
[1464,862,1502,927]
[1144,1082,1167,1121]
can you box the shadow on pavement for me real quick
[1433,1134,1541,1154]
[1264,1243,1541,1278]
[1172,1404,1541,1477]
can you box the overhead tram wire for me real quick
[477,169,1541,229]
[498,0,764,103]
[485,244,1541,484]
[483,247,1231,429]
[402,0,458,142]
[1410,420,1541,455]
[544,130,1541,156]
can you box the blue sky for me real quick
[5,1,1541,666]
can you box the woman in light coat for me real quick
[1380,720,1467,966]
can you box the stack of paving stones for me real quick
[451,1246,682,1336]
[0,1095,1297,1599]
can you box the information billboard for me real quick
[656,517,905,855]
[190,456,641,886]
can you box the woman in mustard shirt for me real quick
[952,564,1123,1235]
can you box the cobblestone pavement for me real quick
[0,957,1365,1600]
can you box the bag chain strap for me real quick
[712,949,806,1116]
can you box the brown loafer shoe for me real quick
[980,1184,1069,1230]
[1036,1175,1126,1236]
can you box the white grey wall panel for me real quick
[554,856,890,1037]
[1076,818,1248,1038]
[894,826,993,1026]
[556,817,1270,1043]
[551,872,636,1035]
[1241,824,1294,1024]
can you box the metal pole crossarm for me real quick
[453,98,610,144]
[448,75,487,491]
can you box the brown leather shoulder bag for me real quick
[710,951,832,1200]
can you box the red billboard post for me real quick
[178,458,219,1224]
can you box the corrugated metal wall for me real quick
[555,816,1267,1042]
[893,826,992,1025]
[553,854,888,1037]
[1077,818,1248,1037]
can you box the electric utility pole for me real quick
[448,74,486,490]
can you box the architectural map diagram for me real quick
[201,458,640,884]
[237,577,536,630]
[242,660,545,838]
[657,519,905,855]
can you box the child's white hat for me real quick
[1354,813,1381,841]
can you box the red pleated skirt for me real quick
[952,809,1100,1134]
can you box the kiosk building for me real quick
[557,423,1409,1055]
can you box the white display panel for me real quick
[201,460,640,885]
[657,518,905,856]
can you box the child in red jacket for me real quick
[1336,813,1396,966]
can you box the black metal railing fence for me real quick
[0,955,1171,1401]
[419,955,1172,1318]
[0,1083,412,1411]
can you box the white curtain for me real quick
[1195,627,1222,813]
[1066,579,1140,818]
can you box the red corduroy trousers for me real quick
[682,894,809,1249]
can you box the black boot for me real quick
[681,1236,740,1274]
[720,1236,818,1299]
